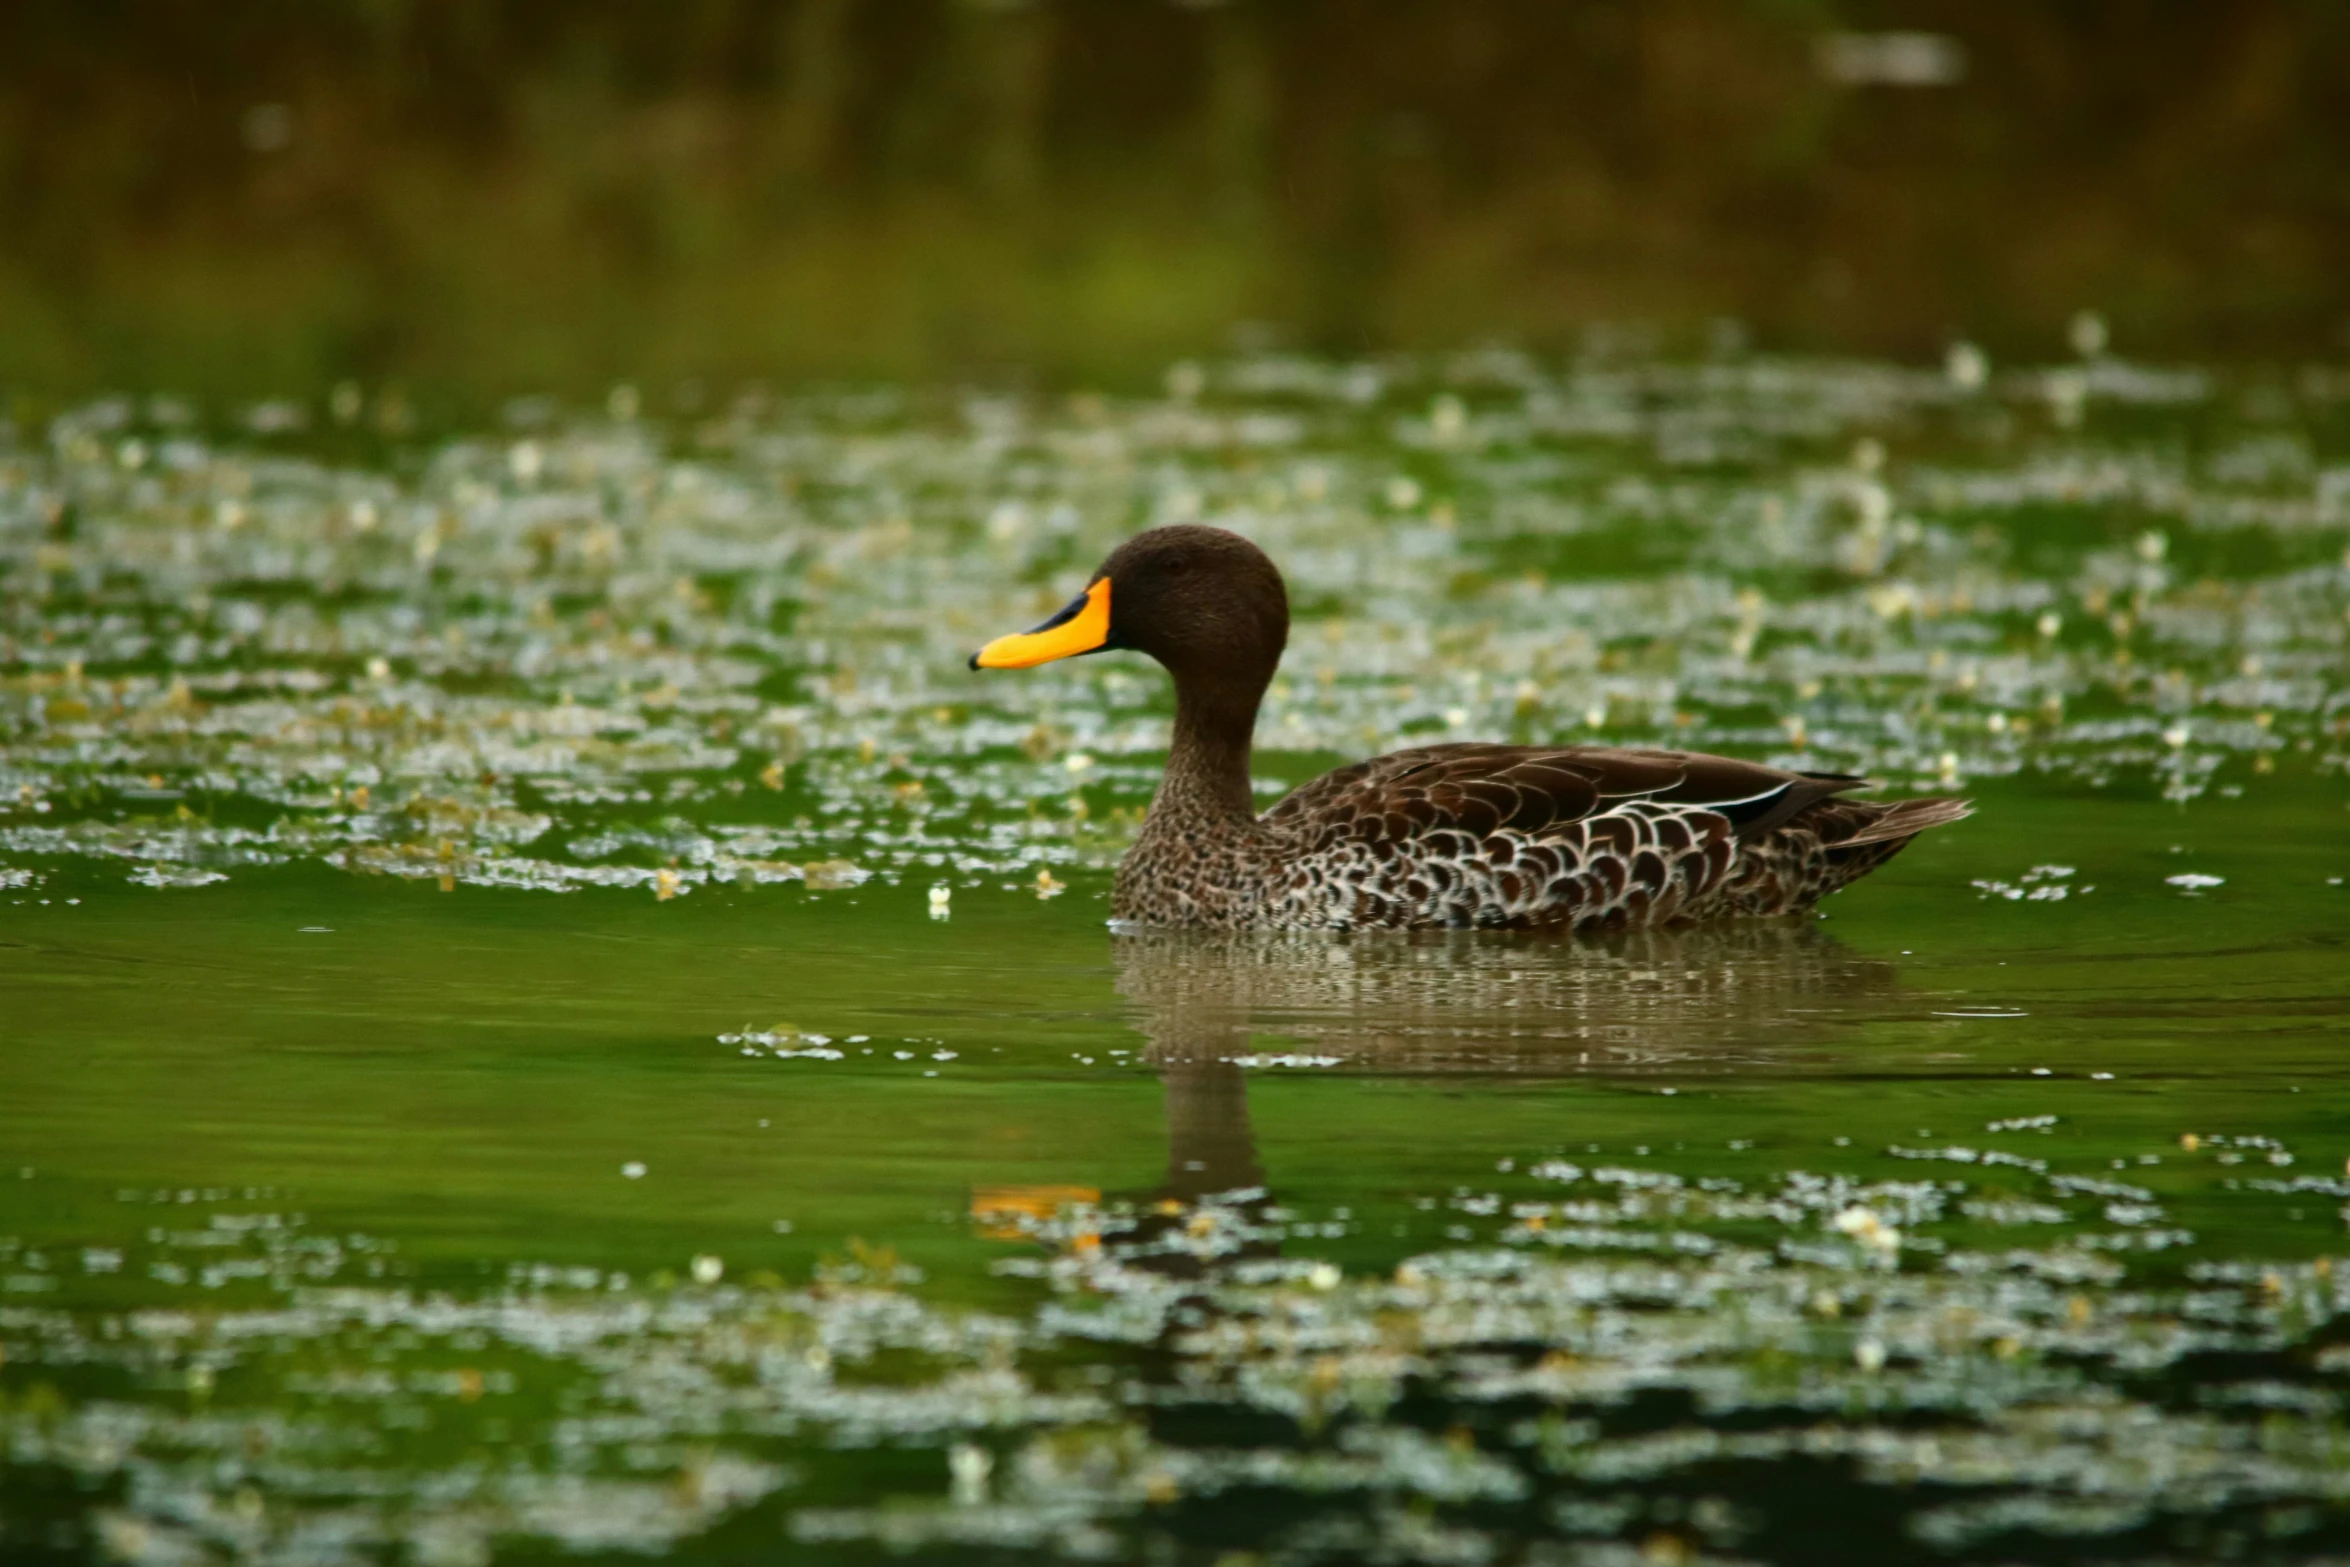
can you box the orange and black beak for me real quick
[969,578,1116,670]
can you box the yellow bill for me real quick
[969,578,1113,669]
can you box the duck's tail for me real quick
[1832,794,1973,849]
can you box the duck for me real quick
[970,524,1969,931]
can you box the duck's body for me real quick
[974,526,1969,933]
[1117,739,1968,931]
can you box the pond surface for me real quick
[3,352,2349,1565]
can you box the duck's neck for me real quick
[1151,669,1265,827]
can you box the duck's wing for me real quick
[1262,743,1864,843]
[1258,744,1876,929]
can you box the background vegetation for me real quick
[4,0,2348,398]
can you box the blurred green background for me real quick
[4,0,2347,399]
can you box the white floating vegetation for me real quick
[127,865,230,889]
[1945,340,1990,392]
[7,1138,2347,1561]
[0,352,2335,900]
[1227,1053,1345,1069]
[720,1027,846,1061]
[1973,864,2083,903]
[2068,309,2110,359]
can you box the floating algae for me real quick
[4,353,2346,897]
[6,1122,2350,1565]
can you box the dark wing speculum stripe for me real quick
[1631,749,1869,838]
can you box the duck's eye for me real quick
[1163,556,1189,577]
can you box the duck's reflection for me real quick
[1119,921,1897,1208]
[1155,1051,1266,1203]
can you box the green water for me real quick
[4,354,2349,1564]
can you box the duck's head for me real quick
[969,524,1288,685]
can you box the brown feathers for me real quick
[1117,737,1970,931]
[976,525,1972,931]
